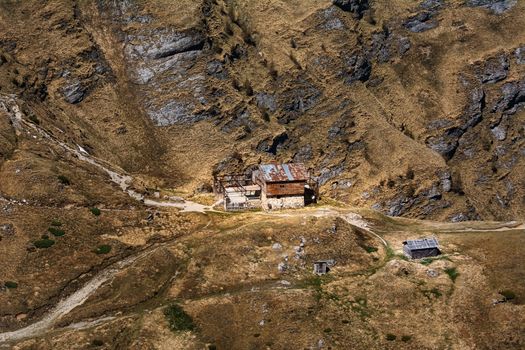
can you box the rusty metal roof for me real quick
[258,163,308,182]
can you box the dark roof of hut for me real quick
[403,237,439,251]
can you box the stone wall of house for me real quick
[262,193,304,211]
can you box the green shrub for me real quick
[164,304,194,332]
[90,207,101,216]
[386,333,397,341]
[444,267,459,282]
[51,220,62,227]
[499,290,516,301]
[34,238,55,248]
[364,246,378,253]
[424,287,442,299]
[5,281,18,289]
[48,227,65,237]
[420,258,433,266]
[323,328,332,333]
[401,335,412,342]
[57,175,70,186]
[94,245,111,255]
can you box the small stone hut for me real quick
[403,237,441,259]
[252,163,309,210]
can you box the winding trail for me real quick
[0,248,158,344]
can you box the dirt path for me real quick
[261,208,388,247]
[0,246,160,344]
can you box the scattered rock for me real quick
[420,0,444,10]
[491,125,507,141]
[439,172,452,192]
[342,53,371,84]
[384,195,416,217]
[0,223,15,236]
[404,12,438,33]
[515,46,525,64]
[492,78,525,114]
[221,108,255,134]
[478,54,509,84]
[277,262,287,272]
[332,0,369,19]
[272,243,283,251]
[61,79,86,104]
[255,93,277,112]
[206,60,228,80]
[398,36,411,55]
[426,132,460,159]
[257,132,289,155]
[146,99,200,126]
[450,213,469,222]
[426,269,439,278]
[293,144,313,162]
[320,7,345,30]
[466,0,517,14]
[279,82,321,123]
[427,186,442,200]
[318,164,346,186]
[131,29,204,60]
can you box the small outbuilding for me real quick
[403,237,441,259]
[313,259,335,275]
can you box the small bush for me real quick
[364,246,378,253]
[57,175,70,186]
[51,220,62,227]
[323,328,332,333]
[91,339,104,347]
[28,114,40,125]
[5,281,18,289]
[90,207,101,216]
[499,290,516,301]
[164,304,195,332]
[386,333,397,341]
[401,335,412,342]
[444,267,459,283]
[48,227,65,237]
[244,79,254,96]
[34,238,55,248]
[94,245,111,255]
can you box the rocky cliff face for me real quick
[1,0,524,221]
